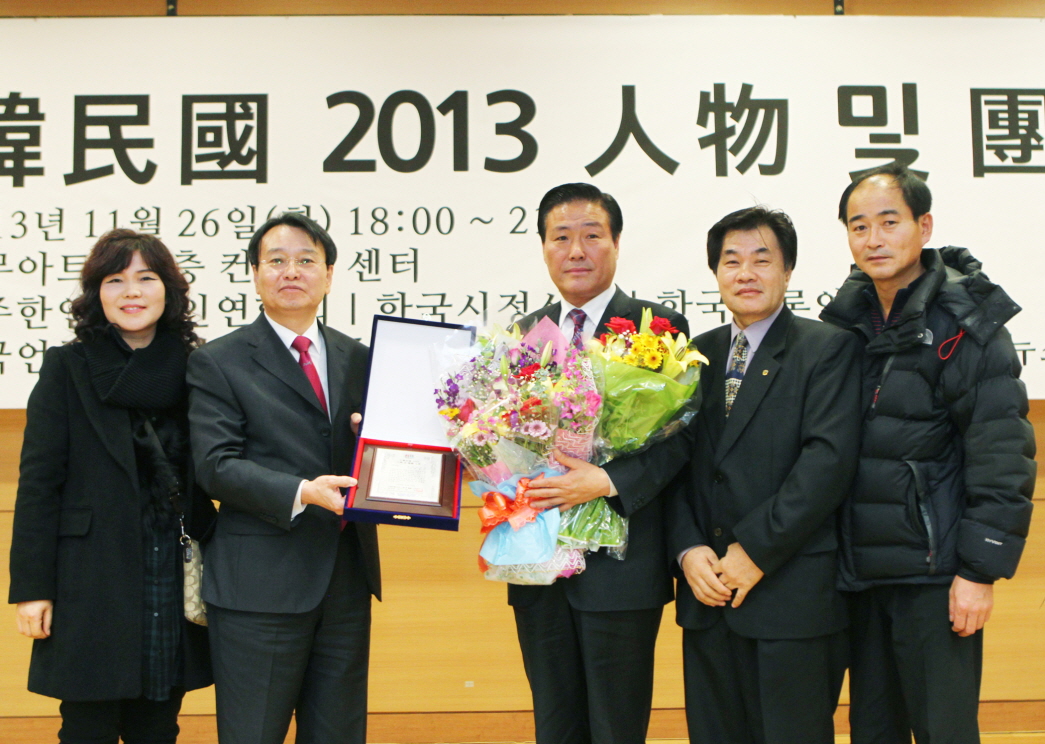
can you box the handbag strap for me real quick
[140,416,193,560]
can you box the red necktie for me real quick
[567,308,587,348]
[291,336,328,415]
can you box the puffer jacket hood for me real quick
[821,247,1021,351]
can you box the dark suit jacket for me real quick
[669,307,860,640]
[508,287,691,612]
[187,314,380,614]
[9,342,214,701]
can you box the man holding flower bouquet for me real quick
[669,206,861,744]
[510,183,693,744]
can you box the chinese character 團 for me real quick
[971,89,1045,176]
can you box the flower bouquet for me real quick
[588,308,708,464]
[435,310,706,584]
[435,317,605,584]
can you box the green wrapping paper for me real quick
[591,354,701,463]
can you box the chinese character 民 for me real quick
[64,95,157,185]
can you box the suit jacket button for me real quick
[713,527,723,537]
[321,430,330,438]
[713,471,725,484]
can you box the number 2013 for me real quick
[323,90,537,174]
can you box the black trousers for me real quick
[848,583,983,744]
[513,580,664,744]
[207,528,372,744]
[682,617,846,744]
[58,691,184,744]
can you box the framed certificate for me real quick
[345,315,475,531]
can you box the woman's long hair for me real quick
[69,230,200,350]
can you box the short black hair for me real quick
[247,212,338,267]
[707,206,797,272]
[537,183,623,241]
[838,161,932,224]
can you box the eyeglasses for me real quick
[259,257,324,272]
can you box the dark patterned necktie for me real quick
[291,335,328,414]
[724,331,748,418]
[567,308,587,348]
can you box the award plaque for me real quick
[345,315,475,531]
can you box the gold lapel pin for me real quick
[762,370,768,375]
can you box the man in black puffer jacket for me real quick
[821,162,1036,744]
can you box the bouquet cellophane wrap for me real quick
[590,348,703,466]
[436,317,602,584]
[554,424,628,558]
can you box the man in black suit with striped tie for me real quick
[511,183,690,744]
[669,206,861,744]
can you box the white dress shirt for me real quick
[558,284,620,497]
[558,284,617,343]
[263,313,330,519]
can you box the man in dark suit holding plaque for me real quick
[187,213,380,744]
[513,183,690,744]
[669,206,860,744]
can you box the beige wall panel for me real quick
[175,0,829,15]
[0,409,1041,718]
[0,513,60,717]
[982,506,1045,700]
[0,0,164,15]
[368,505,685,711]
[6,0,1045,15]
[0,411,23,513]
[846,0,1045,15]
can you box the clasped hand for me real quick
[681,542,764,609]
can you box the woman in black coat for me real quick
[8,230,216,744]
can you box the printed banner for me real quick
[1,15,1043,404]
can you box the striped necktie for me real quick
[567,308,587,348]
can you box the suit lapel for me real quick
[699,326,730,447]
[323,324,347,420]
[534,302,561,327]
[595,286,633,333]
[249,315,328,416]
[714,308,791,464]
[68,353,137,482]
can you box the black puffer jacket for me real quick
[821,247,1035,591]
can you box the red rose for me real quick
[516,363,541,378]
[605,317,637,335]
[457,398,476,423]
[649,316,679,335]
[598,333,611,345]
[520,396,543,415]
